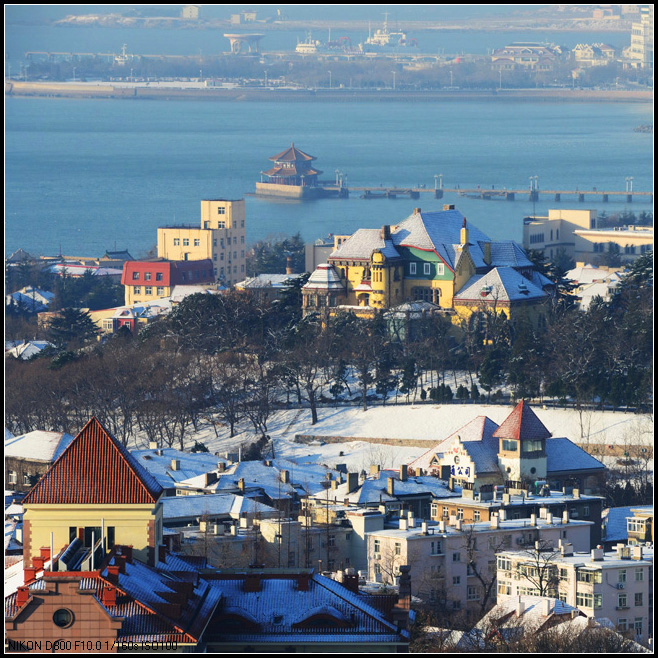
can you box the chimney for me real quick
[562,510,569,524]
[421,521,428,535]
[205,472,218,487]
[632,546,644,561]
[244,573,262,592]
[16,586,30,607]
[297,573,311,591]
[387,477,395,496]
[218,461,226,472]
[101,585,117,608]
[149,441,158,450]
[370,465,381,475]
[443,204,455,211]
[399,518,408,531]
[331,479,338,490]
[407,512,416,529]
[483,242,491,265]
[490,514,499,529]
[546,512,553,525]
[342,568,359,594]
[238,478,245,493]
[286,254,294,275]
[399,465,408,482]
[573,488,580,499]
[158,545,166,564]
[39,547,51,560]
[106,565,121,584]
[413,208,421,215]
[123,546,133,564]
[115,554,127,574]
[381,225,391,241]
[516,596,525,617]
[541,598,552,617]
[530,513,537,526]
[171,459,180,471]
[455,519,462,531]
[23,567,38,585]
[347,472,359,493]
[32,556,45,571]
[590,546,604,561]
[560,541,574,557]
[460,217,469,246]
[439,520,446,532]
[499,509,507,522]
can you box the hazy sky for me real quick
[6,4,539,23]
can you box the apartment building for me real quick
[157,198,247,286]
[366,512,591,617]
[496,543,653,643]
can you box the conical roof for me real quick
[22,417,163,505]
[269,142,316,162]
[492,400,552,441]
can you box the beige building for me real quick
[624,5,654,68]
[573,225,653,263]
[523,209,597,261]
[157,198,247,286]
[366,513,591,618]
[496,543,653,644]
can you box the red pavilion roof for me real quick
[262,165,323,177]
[22,417,163,505]
[492,400,552,441]
[269,143,317,163]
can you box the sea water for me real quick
[5,96,653,258]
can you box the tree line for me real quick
[6,251,651,443]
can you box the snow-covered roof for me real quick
[161,493,276,523]
[603,505,653,543]
[454,267,547,303]
[303,263,345,292]
[236,274,303,289]
[4,340,54,360]
[545,438,605,473]
[131,448,228,489]
[5,430,74,462]
[565,264,625,285]
[329,229,401,261]
[169,285,223,302]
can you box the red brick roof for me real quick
[22,418,163,505]
[492,400,552,441]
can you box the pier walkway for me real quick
[321,185,653,203]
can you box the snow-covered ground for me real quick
[134,404,653,474]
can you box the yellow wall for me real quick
[24,503,163,566]
[125,284,172,307]
[157,227,211,261]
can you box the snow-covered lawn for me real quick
[133,404,653,474]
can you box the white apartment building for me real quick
[496,543,653,644]
[366,512,592,618]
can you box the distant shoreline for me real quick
[5,81,653,103]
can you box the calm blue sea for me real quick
[5,96,652,259]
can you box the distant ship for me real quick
[295,33,326,55]
[360,14,417,52]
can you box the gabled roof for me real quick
[22,418,163,505]
[329,229,401,261]
[269,143,316,163]
[493,400,552,441]
[454,267,547,303]
[262,165,322,177]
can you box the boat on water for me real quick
[360,13,417,52]
[295,33,326,55]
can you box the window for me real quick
[635,592,643,607]
[217,207,226,215]
[523,439,542,453]
[156,287,164,296]
[576,592,594,608]
[618,618,628,632]
[474,510,481,522]
[373,539,380,554]
[594,594,602,609]
[453,576,461,585]
[183,239,189,246]
[430,540,441,555]
[437,263,445,276]
[8,471,17,484]
[466,586,480,601]
[443,506,449,518]
[241,235,245,244]
[132,271,140,280]
[635,569,644,582]
[457,508,464,520]
[194,239,201,247]
[634,618,643,635]
[618,593,628,609]
[53,609,74,628]
[173,238,180,246]
[23,473,31,485]
[498,582,511,595]
[144,287,152,295]
[502,439,518,451]
[144,272,151,281]
[328,535,336,547]
[218,220,226,229]
[133,286,141,295]
[452,552,461,562]
[410,262,417,275]
[424,262,432,275]
[156,272,163,281]
[394,542,401,556]
[619,570,627,583]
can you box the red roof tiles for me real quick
[22,417,163,505]
[493,400,552,441]
[269,143,316,163]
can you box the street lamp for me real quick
[327,70,332,89]
[629,177,634,192]
[391,70,396,90]
[72,67,76,82]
